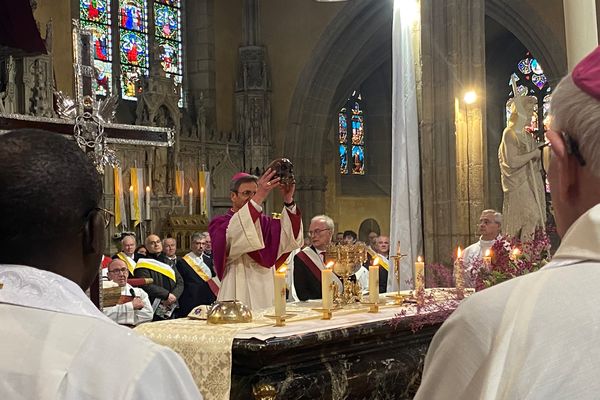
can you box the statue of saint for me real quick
[498,82,546,239]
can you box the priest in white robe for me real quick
[209,170,303,310]
[415,45,600,400]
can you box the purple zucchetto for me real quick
[572,45,600,101]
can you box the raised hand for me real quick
[253,168,280,205]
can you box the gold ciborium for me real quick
[325,243,367,306]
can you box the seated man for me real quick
[365,235,390,293]
[342,230,358,245]
[200,232,214,274]
[162,237,179,268]
[462,209,503,286]
[112,233,140,276]
[103,259,153,326]
[135,234,184,320]
[0,129,201,399]
[177,232,220,316]
[209,170,303,310]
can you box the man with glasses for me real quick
[461,209,503,287]
[416,46,600,399]
[209,169,303,310]
[292,215,342,301]
[103,259,153,326]
[498,78,546,239]
[0,129,202,399]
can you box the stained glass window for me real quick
[506,52,552,140]
[80,0,113,97]
[154,0,183,106]
[338,91,366,175]
[79,0,184,104]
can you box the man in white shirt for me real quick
[103,259,153,326]
[415,46,600,399]
[0,129,202,399]
[462,209,503,286]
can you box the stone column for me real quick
[420,0,486,263]
[564,0,598,70]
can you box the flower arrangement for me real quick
[469,227,551,291]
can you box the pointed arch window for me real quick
[338,90,366,175]
[79,0,184,105]
[506,52,552,141]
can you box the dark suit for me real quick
[201,252,215,276]
[177,257,217,316]
[293,247,324,301]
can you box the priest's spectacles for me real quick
[235,190,257,198]
[308,228,331,237]
[540,131,586,166]
[85,207,114,229]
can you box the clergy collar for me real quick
[553,203,600,262]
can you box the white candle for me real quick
[414,255,425,293]
[200,186,205,215]
[274,267,286,317]
[369,256,380,304]
[454,246,464,298]
[483,249,492,265]
[145,186,151,220]
[129,185,135,218]
[188,187,193,215]
[322,261,334,310]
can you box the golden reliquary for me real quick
[324,242,367,306]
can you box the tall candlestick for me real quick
[188,187,193,215]
[322,262,334,310]
[369,257,380,304]
[129,185,135,218]
[454,246,464,299]
[274,267,287,319]
[145,186,151,220]
[414,255,425,293]
[200,186,205,215]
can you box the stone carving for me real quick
[498,80,546,239]
[0,56,17,114]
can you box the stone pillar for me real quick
[564,0,598,70]
[185,0,216,130]
[420,0,486,263]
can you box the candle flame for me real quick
[188,187,193,194]
[325,261,334,269]
[277,265,287,273]
[373,257,380,266]
[129,185,134,191]
[417,255,423,263]
[146,185,150,192]
[200,186,205,193]
[457,246,462,258]
[484,249,491,257]
[512,248,521,256]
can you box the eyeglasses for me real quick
[108,267,128,275]
[308,228,331,237]
[234,190,257,198]
[84,207,114,229]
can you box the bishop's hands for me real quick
[253,168,295,205]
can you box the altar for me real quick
[135,290,460,400]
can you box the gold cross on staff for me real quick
[389,241,408,302]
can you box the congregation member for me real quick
[177,232,220,316]
[112,234,140,275]
[103,259,153,326]
[135,244,148,256]
[415,45,600,399]
[163,237,179,268]
[200,232,214,272]
[367,231,379,250]
[365,235,390,293]
[293,215,368,301]
[0,129,202,399]
[209,169,303,310]
[134,234,184,320]
[342,230,358,245]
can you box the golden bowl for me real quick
[207,300,253,324]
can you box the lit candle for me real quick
[188,187,193,215]
[200,186,205,215]
[322,261,334,310]
[414,256,425,293]
[274,266,287,317]
[454,246,464,299]
[369,257,380,304]
[483,248,492,265]
[511,248,521,261]
[129,185,135,218]
[145,185,151,220]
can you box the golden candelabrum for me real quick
[325,243,367,306]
